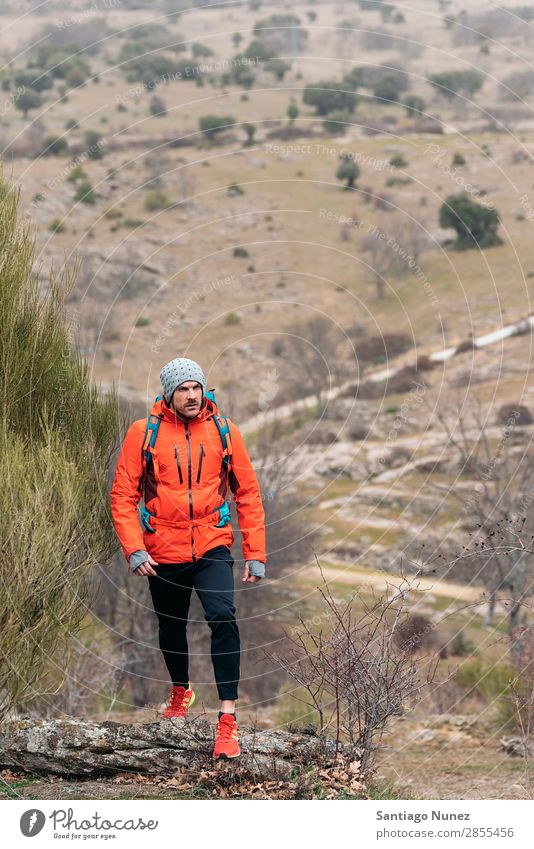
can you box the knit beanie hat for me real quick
[160,357,206,404]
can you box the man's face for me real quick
[170,381,203,419]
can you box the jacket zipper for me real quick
[185,422,196,561]
[197,443,204,484]
[174,444,183,484]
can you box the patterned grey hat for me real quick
[160,357,206,403]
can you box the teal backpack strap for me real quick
[140,394,163,533]
[212,414,231,471]
[205,389,232,467]
[205,389,232,527]
[142,394,163,468]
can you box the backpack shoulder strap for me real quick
[205,389,232,469]
[213,414,232,470]
[142,394,163,468]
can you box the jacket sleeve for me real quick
[228,421,266,563]
[109,420,146,564]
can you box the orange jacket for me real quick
[110,395,266,567]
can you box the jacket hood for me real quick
[148,393,220,424]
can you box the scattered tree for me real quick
[427,70,483,101]
[403,94,426,116]
[149,94,167,117]
[287,97,299,124]
[303,80,358,115]
[42,135,68,156]
[439,193,502,249]
[243,122,256,145]
[199,114,236,141]
[15,88,42,117]
[336,153,360,189]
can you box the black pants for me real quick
[147,545,240,701]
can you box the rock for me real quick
[501,736,534,758]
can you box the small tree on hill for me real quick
[303,81,358,115]
[15,88,42,117]
[199,114,236,141]
[287,97,299,124]
[336,153,360,189]
[439,192,502,250]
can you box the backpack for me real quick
[139,390,232,533]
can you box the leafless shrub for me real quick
[419,393,534,630]
[26,637,125,720]
[361,215,432,299]
[357,367,429,400]
[394,614,447,658]
[346,422,370,441]
[361,29,396,51]
[305,424,340,445]
[266,562,436,774]
[498,404,532,426]
[415,355,436,371]
[454,338,476,354]
[352,332,411,364]
[274,316,350,417]
[144,151,172,188]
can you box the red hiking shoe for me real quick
[213,712,240,759]
[162,683,195,719]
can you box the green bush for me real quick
[74,180,95,204]
[85,130,104,159]
[389,154,407,168]
[228,182,244,196]
[403,94,426,117]
[323,110,353,133]
[104,207,123,220]
[224,311,241,325]
[0,168,122,720]
[439,192,502,250]
[135,316,150,327]
[67,165,87,182]
[42,136,68,156]
[144,189,170,211]
[123,218,145,228]
[336,153,360,188]
[199,114,236,141]
[427,70,483,101]
[15,88,42,117]
[303,80,358,115]
[385,176,412,186]
[49,218,65,233]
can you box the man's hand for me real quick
[242,560,264,583]
[133,554,159,576]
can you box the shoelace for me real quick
[217,715,236,741]
[168,686,187,710]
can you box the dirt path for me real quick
[302,559,485,604]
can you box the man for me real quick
[110,357,266,760]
